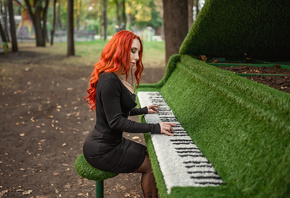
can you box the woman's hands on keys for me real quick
[146,105,175,135]
[147,105,160,114]
[159,122,176,136]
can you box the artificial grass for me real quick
[137,55,290,197]
[210,63,290,70]
[179,0,290,62]
[74,154,118,181]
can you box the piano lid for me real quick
[179,0,290,62]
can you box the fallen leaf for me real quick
[22,190,33,195]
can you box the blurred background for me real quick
[0,0,205,43]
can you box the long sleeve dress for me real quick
[83,72,160,173]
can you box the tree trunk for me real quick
[7,0,18,52]
[1,1,10,42]
[163,0,188,64]
[42,0,49,44]
[57,1,62,29]
[121,0,126,30]
[51,0,57,46]
[34,9,44,46]
[24,0,49,47]
[67,0,75,56]
[194,0,199,19]
[103,0,107,40]
[114,0,121,30]
[188,0,193,30]
[76,0,80,30]
[114,0,126,31]
[0,21,7,42]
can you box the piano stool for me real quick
[74,154,119,198]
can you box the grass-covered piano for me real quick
[136,0,290,197]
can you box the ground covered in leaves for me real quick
[218,64,290,93]
[1,45,289,198]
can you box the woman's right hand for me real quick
[159,122,176,136]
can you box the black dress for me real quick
[83,72,160,173]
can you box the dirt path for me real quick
[0,47,165,198]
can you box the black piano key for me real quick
[194,182,225,185]
[148,93,161,96]
[172,142,195,145]
[190,176,222,180]
[158,107,171,111]
[160,117,179,122]
[183,161,211,164]
[185,165,213,168]
[175,147,199,150]
[187,171,218,174]
[170,139,194,142]
[158,111,174,115]
[151,99,166,103]
[177,150,202,154]
[179,154,205,158]
[172,128,185,131]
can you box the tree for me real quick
[67,0,75,56]
[0,1,10,42]
[194,0,200,19]
[103,0,107,40]
[114,0,126,31]
[7,0,18,52]
[24,0,49,47]
[133,0,162,31]
[163,0,188,64]
[188,0,193,30]
[50,0,57,46]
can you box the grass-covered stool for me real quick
[74,154,119,198]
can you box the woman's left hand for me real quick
[147,105,160,114]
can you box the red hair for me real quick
[85,30,144,110]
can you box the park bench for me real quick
[136,0,289,197]
[75,30,95,41]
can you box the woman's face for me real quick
[130,38,140,67]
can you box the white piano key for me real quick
[137,92,224,194]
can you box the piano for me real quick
[136,1,290,197]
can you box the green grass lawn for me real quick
[18,40,165,68]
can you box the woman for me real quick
[83,30,175,198]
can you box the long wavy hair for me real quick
[85,30,144,110]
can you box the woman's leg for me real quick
[135,154,158,198]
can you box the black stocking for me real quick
[135,154,158,198]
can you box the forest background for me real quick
[0,0,204,57]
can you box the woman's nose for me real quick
[135,53,139,61]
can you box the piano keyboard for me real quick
[137,92,224,194]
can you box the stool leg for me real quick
[95,180,104,198]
